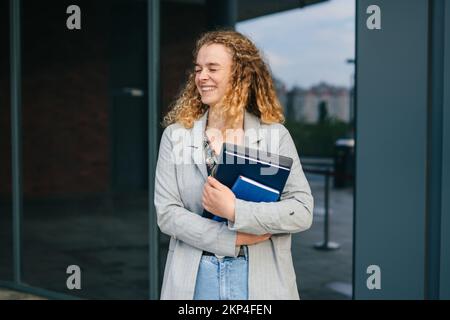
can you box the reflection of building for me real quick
[288,82,350,123]
[287,86,307,121]
[0,0,330,300]
[273,77,288,115]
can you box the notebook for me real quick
[212,175,280,223]
[207,143,293,222]
[232,175,280,202]
[214,143,293,192]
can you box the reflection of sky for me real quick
[236,0,355,89]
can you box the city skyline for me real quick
[275,81,351,124]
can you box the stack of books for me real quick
[205,143,293,222]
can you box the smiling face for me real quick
[195,43,233,109]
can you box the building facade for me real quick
[0,0,329,300]
[288,82,350,123]
[1,0,449,300]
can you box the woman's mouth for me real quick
[200,86,216,94]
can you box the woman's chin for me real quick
[201,98,218,106]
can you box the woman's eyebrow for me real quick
[195,62,221,67]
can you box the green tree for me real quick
[285,119,352,157]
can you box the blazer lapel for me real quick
[190,110,208,180]
[244,110,265,151]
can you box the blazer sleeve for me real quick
[154,126,238,257]
[227,125,314,235]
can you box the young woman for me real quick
[154,30,314,300]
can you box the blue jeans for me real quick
[193,247,248,300]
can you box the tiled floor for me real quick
[0,288,46,300]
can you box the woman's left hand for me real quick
[202,176,236,221]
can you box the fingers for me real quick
[207,176,224,190]
[202,183,220,211]
[259,234,271,241]
[237,232,272,246]
[202,184,210,209]
[241,233,272,245]
[202,183,211,198]
[204,182,222,199]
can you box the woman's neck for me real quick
[207,106,244,131]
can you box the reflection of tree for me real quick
[318,100,329,123]
[285,119,352,157]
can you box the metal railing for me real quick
[303,166,354,251]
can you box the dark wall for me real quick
[355,0,450,299]
[439,0,450,300]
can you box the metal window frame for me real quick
[425,0,445,300]
[148,0,161,301]
[10,0,22,287]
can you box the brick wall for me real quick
[1,1,111,199]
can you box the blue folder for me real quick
[232,175,280,202]
[212,175,280,222]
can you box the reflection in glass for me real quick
[0,0,13,282]
[21,0,148,299]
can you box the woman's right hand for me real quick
[235,231,271,246]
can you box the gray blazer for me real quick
[154,110,314,300]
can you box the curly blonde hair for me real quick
[162,30,285,129]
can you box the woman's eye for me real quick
[209,69,217,72]
[195,69,201,73]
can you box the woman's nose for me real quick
[198,69,209,80]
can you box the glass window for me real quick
[21,0,149,299]
[237,0,355,299]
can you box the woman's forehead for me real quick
[196,44,232,65]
